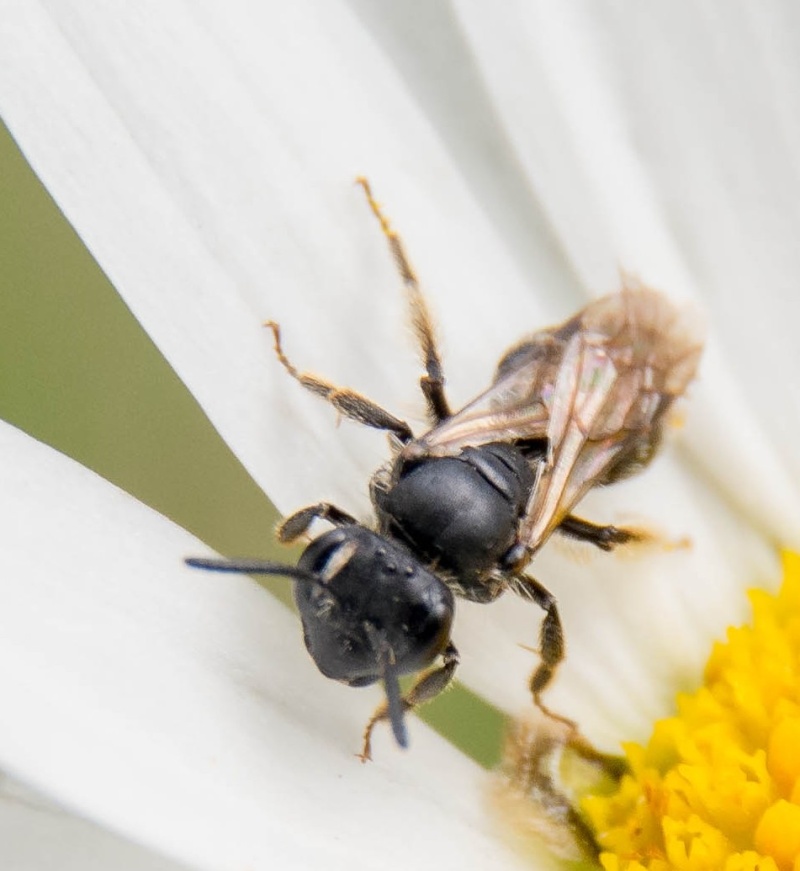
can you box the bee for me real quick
[187,179,704,760]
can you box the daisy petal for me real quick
[0,775,188,871]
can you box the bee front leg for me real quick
[358,642,459,762]
[277,503,358,543]
[265,321,414,442]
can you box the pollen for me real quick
[582,552,800,871]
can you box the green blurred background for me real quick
[0,119,505,768]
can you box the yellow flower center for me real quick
[582,552,800,871]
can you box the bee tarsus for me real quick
[277,502,358,543]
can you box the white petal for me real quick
[0,775,187,871]
[0,421,538,871]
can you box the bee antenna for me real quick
[363,623,408,749]
[185,556,317,585]
[382,657,408,749]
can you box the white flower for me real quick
[2,3,799,869]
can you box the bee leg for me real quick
[557,514,643,552]
[513,575,572,727]
[356,176,451,425]
[358,642,459,762]
[265,320,413,442]
[564,734,629,781]
[277,502,358,543]
[419,352,450,425]
[515,575,629,781]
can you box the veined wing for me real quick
[403,312,573,460]
[518,288,703,553]
[404,288,703,555]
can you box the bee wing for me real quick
[406,288,703,554]
[519,289,704,552]
[406,325,568,459]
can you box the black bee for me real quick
[187,179,704,760]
